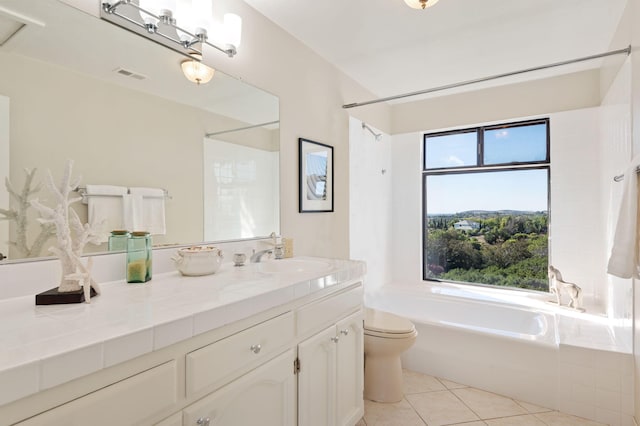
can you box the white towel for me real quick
[85,185,127,243]
[607,154,640,278]
[122,193,143,233]
[129,187,166,235]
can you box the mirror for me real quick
[0,0,280,262]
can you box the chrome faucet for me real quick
[250,248,273,263]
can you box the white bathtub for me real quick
[365,283,633,415]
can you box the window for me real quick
[423,119,550,291]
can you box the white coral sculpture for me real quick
[30,160,102,302]
[0,168,55,258]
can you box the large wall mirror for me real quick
[0,0,280,262]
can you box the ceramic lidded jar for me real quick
[172,245,224,276]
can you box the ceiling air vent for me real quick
[114,67,147,80]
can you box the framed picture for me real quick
[299,138,334,213]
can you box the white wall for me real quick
[390,132,423,285]
[630,0,640,421]
[600,58,633,321]
[0,96,8,259]
[550,107,605,307]
[348,117,392,294]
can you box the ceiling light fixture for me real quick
[181,54,215,85]
[404,0,440,9]
[100,0,242,59]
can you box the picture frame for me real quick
[299,138,334,213]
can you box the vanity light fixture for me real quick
[404,0,440,9]
[181,54,215,85]
[100,0,242,59]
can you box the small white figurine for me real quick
[548,265,583,311]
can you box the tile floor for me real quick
[357,369,607,426]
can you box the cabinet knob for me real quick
[331,336,340,343]
[340,329,349,336]
[250,344,262,354]
[197,417,211,426]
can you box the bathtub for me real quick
[365,283,633,415]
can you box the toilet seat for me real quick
[364,308,416,338]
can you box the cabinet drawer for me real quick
[18,361,177,426]
[186,311,294,397]
[296,283,363,338]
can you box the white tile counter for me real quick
[0,256,365,407]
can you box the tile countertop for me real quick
[0,256,365,407]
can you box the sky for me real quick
[426,169,548,214]
[424,123,548,215]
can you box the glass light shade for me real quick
[175,0,193,40]
[192,0,213,33]
[138,0,159,25]
[404,0,440,9]
[181,59,215,85]
[223,13,242,48]
[139,0,176,15]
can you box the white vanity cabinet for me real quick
[297,286,364,426]
[182,349,297,426]
[1,260,365,426]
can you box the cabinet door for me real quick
[183,349,296,426]
[298,325,337,426]
[336,311,364,426]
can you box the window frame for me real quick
[421,118,551,290]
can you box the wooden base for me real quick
[35,287,98,305]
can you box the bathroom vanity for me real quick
[0,257,365,426]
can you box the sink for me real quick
[256,258,332,275]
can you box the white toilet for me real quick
[363,308,417,403]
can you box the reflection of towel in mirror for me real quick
[608,154,640,278]
[122,193,143,233]
[128,187,166,235]
[85,185,128,243]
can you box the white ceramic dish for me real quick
[172,246,224,276]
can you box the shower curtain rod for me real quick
[205,120,279,138]
[342,45,632,109]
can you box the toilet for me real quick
[363,308,417,403]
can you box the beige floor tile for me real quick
[449,422,487,425]
[485,415,546,425]
[515,400,553,414]
[452,388,527,419]
[364,398,426,426]
[403,369,447,394]
[406,390,480,426]
[439,378,469,390]
[355,417,367,426]
[534,411,607,426]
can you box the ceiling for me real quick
[243,0,628,103]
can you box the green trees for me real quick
[425,213,548,291]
